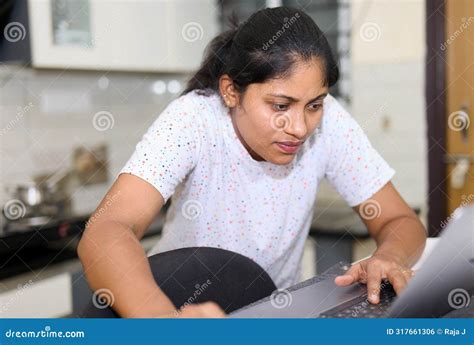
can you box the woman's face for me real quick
[224,58,329,165]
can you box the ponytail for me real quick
[181,28,237,96]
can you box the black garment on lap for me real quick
[79,246,277,318]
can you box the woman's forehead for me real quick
[248,78,328,102]
[249,58,327,98]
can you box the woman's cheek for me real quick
[251,121,273,154]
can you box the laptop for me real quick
[230,205,474,318]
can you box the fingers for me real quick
[178,301,226,318]
[198,301,227,318]
[386,269,408,296]
[334,258,414,305]
[366,263,383,304]
[334,264,361,286]
[401,268,415,282]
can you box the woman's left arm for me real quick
[334,181,427,304]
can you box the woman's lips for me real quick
[275,141,302,154]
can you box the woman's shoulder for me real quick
[304,94,357,154]
[157,88,222,125]
[175,88,227,129]
[158,89,225,143]
[177,88,223,112]
[322,94,351,123]
[319,93,360,138]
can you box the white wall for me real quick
[352,0,427,211]
[318,0,427,213]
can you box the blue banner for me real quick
[0,318,472,344]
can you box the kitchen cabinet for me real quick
[0,0,31,63]
[28,0,218,72]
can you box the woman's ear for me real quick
[218,74,239,108]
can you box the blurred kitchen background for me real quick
[0,0,472,317]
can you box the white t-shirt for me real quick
[119,89,395,289]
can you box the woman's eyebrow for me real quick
[266,93,328,103]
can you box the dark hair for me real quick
[181,6,339,97]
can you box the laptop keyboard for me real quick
[320,281,396,318]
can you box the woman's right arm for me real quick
[77,173,225,318]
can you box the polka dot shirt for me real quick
[119,89,395,289]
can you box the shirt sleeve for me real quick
[321,95,396,207]
[118,95,202,203]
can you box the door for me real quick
[445,0,474,216]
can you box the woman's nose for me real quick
[285,113,308,139]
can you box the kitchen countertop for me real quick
[0,211,165,249]
[0,234,162,318]
[312,201,368,236]
[311,197,421,237]
[0,211,166,280]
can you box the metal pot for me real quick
[8,181,67,220]
[14,183,47,207]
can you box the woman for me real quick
[77,6,426,318]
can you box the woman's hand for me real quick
[334,252,415,304]
[158,301,227,318]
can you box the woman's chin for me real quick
[268,153,296,165]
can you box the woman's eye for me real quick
[273,104,289,111]
[308,103,322,111]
